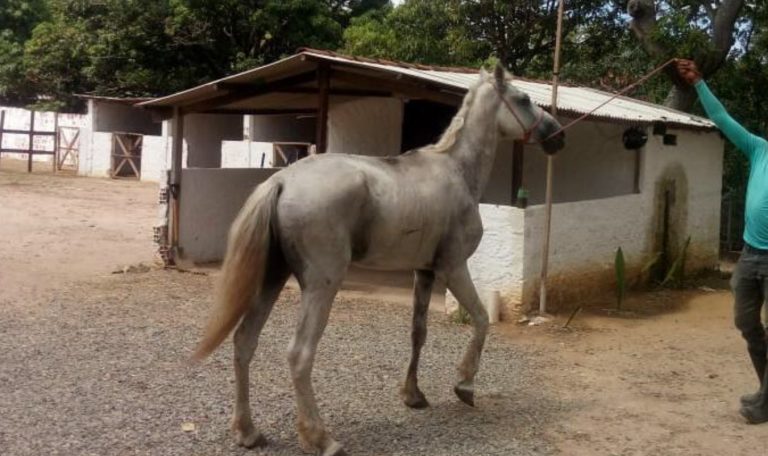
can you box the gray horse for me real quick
[193,64,565,455]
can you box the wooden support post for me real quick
[0,110,5,167]
[511,140,524,205]
[634,148,642,193]
[170,108,185,257]
[539,0,566,315]
[53,113,59,172]
[315,63,330,154]
[28,110,34,173]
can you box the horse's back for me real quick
[271,152,469,272]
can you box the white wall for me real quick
[517,128,723,311]
[77,130,114,178]
[185,114,244,168]
[447,204,525,318]
[328,97,403,157]
[641,129,723,266]
[221,140,274,168]
[0,106,87,163]
[178,168,280,263]
[522,193,648,308]
[523,121,639,204]
[457,127,723,316]
[142,135,169,182]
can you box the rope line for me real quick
[545,58,677,141]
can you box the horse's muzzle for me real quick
[542,130,565,155]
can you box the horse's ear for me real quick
[494,63,506,89]
[479,68,489,79]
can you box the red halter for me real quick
[496,85,546,144]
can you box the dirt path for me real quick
[0,160,158,305]
[2,164,767,455]
[527,291,768,456]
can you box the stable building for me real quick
[138,49,721,315]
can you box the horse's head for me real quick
[485,63,565,154]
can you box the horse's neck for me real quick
[449,87,500,201]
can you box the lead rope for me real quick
[544,58,678,141]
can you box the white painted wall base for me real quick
[178,168,280,263]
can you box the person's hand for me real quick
[675,59,702,85]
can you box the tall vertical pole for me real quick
[28,110,35,173]
[0,110,5,167]
[170,108,185,260]
[315,63,330,154]
[539,0,565,315]
[53,112,59,172]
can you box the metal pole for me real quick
[539,0,565,315]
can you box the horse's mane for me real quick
[421,77,485,154]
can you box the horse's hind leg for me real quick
[288,270,346,456]
[231,269,289,448]
[401,269,434,409]
[446,263,489,407]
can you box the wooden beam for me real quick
[170,108,184,254]
[28,111,34,172]
[0,110,5,167]
[53,113,59,173]
[634,148,642,193]
[183,72,317,113]
[0,148,54,155]
[275,87,391,97]
[316,64,330,154]
[0,128,56,136]
[201,108,317,116]
[511,140,524,205]
[146,107,173,122]
[331,70,463,106]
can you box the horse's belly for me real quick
[353,229,440,271]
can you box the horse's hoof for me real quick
[404,395,430,409]
[321,440,347,456]
[402,388,430,409]
[454,384,475,407]
[236,431,267,448]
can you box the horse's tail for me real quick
[191,178,282,361]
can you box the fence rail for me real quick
[0,110,59,173]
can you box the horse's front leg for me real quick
[400,269,435,409]
[446,263,489,406]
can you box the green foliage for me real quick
[342,0,480,67]
[0,0,49,104]
[615,247,626,310]
[3,0,384,108]
[450,305,471,325]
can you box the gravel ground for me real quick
[0,270,563,456]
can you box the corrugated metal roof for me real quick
[305,50,714,130]
[139,49,715,130]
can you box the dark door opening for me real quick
[401,100,457,153]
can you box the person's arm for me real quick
[695,80,766,160]
[675,59,766,160]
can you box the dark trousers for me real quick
[732,245,768,380]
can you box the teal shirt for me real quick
[695,80,768,250]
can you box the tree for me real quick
[343,0,620,75]
[17,0,387,109]
[343,1,481,67]
[625,0,749,111]
[0,0,49,105]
